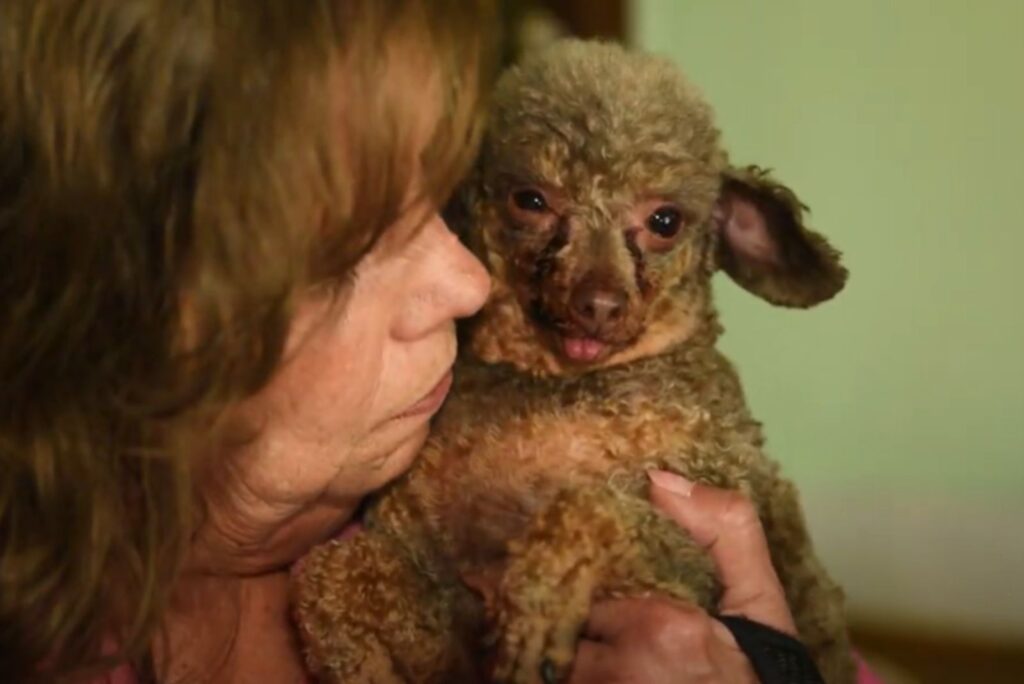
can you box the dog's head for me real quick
[456,40,846,375]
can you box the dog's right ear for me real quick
[443,165,476,230]
[713,165,847,308]
[443,155,493,249]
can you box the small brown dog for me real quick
[293,39,854,684]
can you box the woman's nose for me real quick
[443,222,492,320]
[392,214,491,340]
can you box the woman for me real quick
[0,1,857,681]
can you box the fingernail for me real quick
[647,470,696,497]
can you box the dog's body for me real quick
[294,40,855,683]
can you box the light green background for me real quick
[633,0,1024,500]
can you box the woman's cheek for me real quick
[322,421,428,500]
[374,424,429,480]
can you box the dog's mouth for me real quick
[560,335,610,363]
[528,300,630,365]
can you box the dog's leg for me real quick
[292,530,484,684]
[760,477,857,684]
[491,485,719,684]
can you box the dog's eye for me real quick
[512,189,548,213]
[646,206,684,238]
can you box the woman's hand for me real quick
[568,471,796,683]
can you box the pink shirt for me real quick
[99,663,138,684]
[856,652,886,684]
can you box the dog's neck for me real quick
[464,281,722,378]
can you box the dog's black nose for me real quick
[569,277,627,333]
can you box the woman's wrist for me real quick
[714,614,826,684]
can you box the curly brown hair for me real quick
[0,0,494,679]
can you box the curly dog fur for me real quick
[293,39,854,684]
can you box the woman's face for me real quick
[267,202,491,500]
[194,180,491,573]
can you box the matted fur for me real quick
[294,40,854,684]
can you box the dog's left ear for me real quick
[713,165,847,308]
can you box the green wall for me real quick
[634,0,1024,499]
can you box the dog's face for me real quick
[480,157,719,368]
[459,41,847,375]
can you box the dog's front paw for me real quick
[491,557,597,684]
[489,484,718,683]
[489,489,625,683]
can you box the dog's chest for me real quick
[415,357,731,567]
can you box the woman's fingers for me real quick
[570,598,757,683]
[583,594,710,645]
[647,470,797,635]
[566,640,616,683]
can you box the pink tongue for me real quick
[563,337,607,362]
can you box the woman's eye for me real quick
[646,206,684,238]
[511,189,548,213]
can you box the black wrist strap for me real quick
[713,614,826,684]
